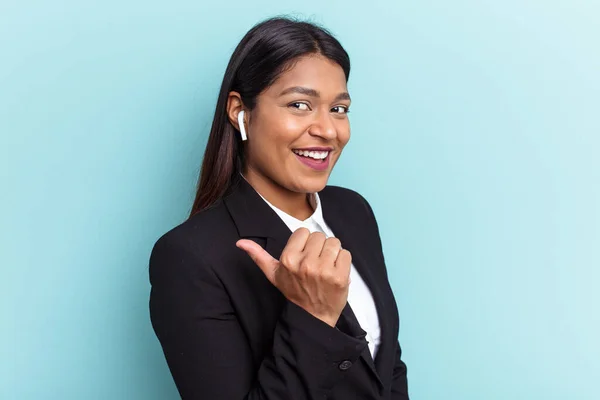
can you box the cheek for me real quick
[337,121,351,147]
[276,114,308,140]
[249,111,304,163]
[256,111,306,148]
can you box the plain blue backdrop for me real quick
[1,1,598,399]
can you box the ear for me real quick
[227,91,245,131]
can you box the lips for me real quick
[292,149,331,171]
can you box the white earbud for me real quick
[237,110,248,141]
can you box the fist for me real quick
[236,228,352,327]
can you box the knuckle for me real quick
[335,251,351,269]
[295,227,310,237]
[280,252,294,268]
[330,272,347,288]
[310,231,326,241]
[341,249,352,261]
[335,276,348,289]
[299,257,313,272]
[321,247,336,259]
[319,267,335,281]
[326,237,342,248]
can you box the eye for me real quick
[289,102,311,111]
[331,105,350,114]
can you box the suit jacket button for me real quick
[338,360,353,371]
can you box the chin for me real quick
[292,174,330,193]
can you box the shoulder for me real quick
[156,198,232,246]
[320,184,376,219]
[148,199,238,279]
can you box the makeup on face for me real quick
[244,55,351,196]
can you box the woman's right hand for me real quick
[236,228,352,327]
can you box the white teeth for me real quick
[293,149,329,160]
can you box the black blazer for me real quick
[149,177,409,399]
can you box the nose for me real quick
[307,109,337,140]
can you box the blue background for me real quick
[1,1,598,399]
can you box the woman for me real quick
[149,17,409,399]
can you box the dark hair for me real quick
[189,16,350,217]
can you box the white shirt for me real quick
[257,190,381,358]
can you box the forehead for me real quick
[266,55,348,96]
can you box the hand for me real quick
[236,228,352,327]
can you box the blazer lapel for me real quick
[319,188,394,390]
[223,176,291,243]
[224,178,388,390]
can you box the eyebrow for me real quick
[279,86,351,102]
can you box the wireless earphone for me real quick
[237,110,248,141]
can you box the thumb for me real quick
[236,239,279,283]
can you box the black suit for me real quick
[149,177,409,399]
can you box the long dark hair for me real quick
[189,16,350,217]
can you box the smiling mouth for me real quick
[291,149,330,160]
[292,148,332,171]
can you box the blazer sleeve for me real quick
[357,193,410,399]
[391,340,409,399]
[149,234,368,400]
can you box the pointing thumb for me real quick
[236,239,278,284]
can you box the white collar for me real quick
[240,173,327,232]
[260,191,327,233]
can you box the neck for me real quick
[242,168,314,220]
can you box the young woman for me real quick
[149,17,409,399]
